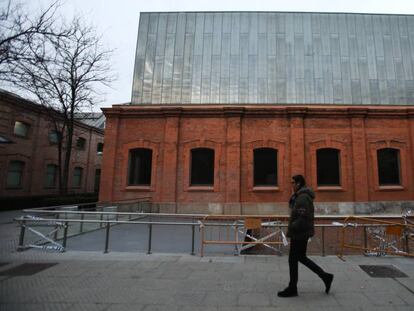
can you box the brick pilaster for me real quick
[225,114,242,203]
[289,114,305,177]
[160,116,180,205]
[99,116,119,203]
[351,116,369,201]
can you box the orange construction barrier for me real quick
[338,216,414,258]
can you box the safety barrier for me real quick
[15,209,203,254]
[14,207,414,257]
[199,215,289,257]
[337,216,414,258]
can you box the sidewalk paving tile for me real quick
[1,210,414,311]
[238,292,270,306]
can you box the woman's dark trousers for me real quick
[288,238,325,288]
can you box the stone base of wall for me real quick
[114,200,414,215]
[315,201,414,215]
[115,201,152,213]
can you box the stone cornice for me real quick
[102,104,414,119]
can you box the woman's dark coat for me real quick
[287,187,315,240]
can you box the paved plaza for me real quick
[1,210,414,311]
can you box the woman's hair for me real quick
[292,174,306,188]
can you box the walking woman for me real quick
[278,175,334,297]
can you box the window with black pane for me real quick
[190,148,214,186]
[253,148,278,186]
[317,148,340,186]
[377,148,401,185]
[128,148,152,185]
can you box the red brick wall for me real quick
[0,97,104,197]
[100,105,414,211]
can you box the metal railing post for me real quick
[200,222,205,257]
[147,224,152,254]
[54,213,60,240]
[234,223,239,256]
[62,222,69,250]
[364,226,368,250]
[340,224,345,258]
[322,226,325,256]
[405,232,409,253]
[191,224,195,255]
[104,221,110,253]
[79,213,85,233]
[100,212,104,228]
[17,220,26,251]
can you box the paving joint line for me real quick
[393,277,414,295]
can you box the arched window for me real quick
[73,167,83,188]
[128,148,152,185]
[377,148,401,185]
[253,148,278,186]
[317,148,340,186]
[45,164,58,188]
[7,161,25,188]
[190,148,214,186]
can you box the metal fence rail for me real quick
[14,209,414,257]
[15,210,205,254]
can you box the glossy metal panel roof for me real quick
[131,12,414,105]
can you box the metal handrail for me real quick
[15,213,202,255]
[22,209,209,218]
[15,211,414,256]
[27,202,102,211]
[24,197,152,211]
[15,217,200,226]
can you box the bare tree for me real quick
[1,3,114,194]
[0,0,64,76]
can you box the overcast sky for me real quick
[18,0,414,110]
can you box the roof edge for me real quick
[0,89,104,134]
[139,11,414,17]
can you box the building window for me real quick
[190,148,214,186]
[49,131,61,144]
[13,121,29,138]
[7,161,24,188]
[253,148,278,186]
[45,164,58,188]
[76,137,86,150]
[377,148,401,185]
[128,148,152,185]
[73,167,83,188]
[317,148,340,186]
[97,143,104,154]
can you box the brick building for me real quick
[0,90,104,199]
[100,12,414,214]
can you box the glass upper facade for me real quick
[132,12,414,106]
